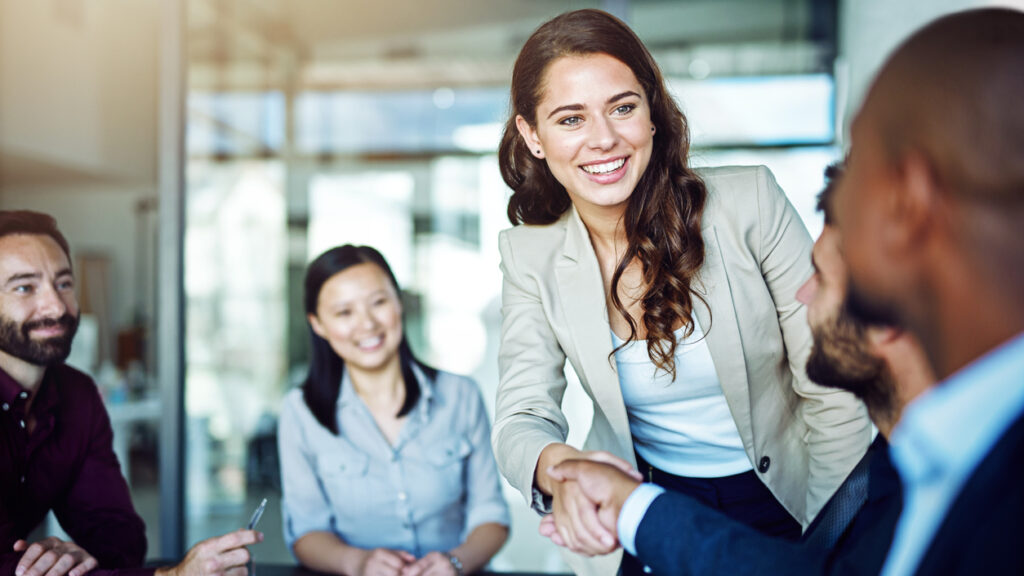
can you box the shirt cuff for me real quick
[531,485,553,515]
[617,483,664,557]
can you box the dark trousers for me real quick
[620,451,802,575]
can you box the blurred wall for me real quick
[0,0,158,182]
[0,0,160,360]
[839,0,1024,142]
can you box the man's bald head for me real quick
[839,8,1024,379]
[861,8,1024,205]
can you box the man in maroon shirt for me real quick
[0,210,262,576]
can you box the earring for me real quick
[651,126,656,132]
[536,150,541,153]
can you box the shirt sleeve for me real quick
[0,553,153,576]
[52,382,147,568]
[459,379,511,536]
[754,165,872,519]
[277,393,336,552]
[633,489,826,576]
[617,483,664,556]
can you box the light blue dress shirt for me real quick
[881,332,1024,576]
[278,366,510,557]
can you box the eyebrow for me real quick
[4,272,40,287]
[545,90,642,120]
[3,268,73,287]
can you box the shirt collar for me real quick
[338,363,435,422]
[889,332,1024,485]
[0,365,29,406]
[0,364,59,415]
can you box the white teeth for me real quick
[358,336,383,349]
[582,158,625,174]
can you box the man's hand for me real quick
[543,459,644,554]
[400,551,455,576]
[155,529,263,576]
[356,548,415,576]
[13,537,97,576]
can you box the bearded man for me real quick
[0,210,261,576]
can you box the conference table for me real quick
[148,563,566,576]
[250,565,562,576]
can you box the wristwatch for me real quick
[444,552,464,576]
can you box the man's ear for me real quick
[865,325,902,353]
[891,151,941,251]
[515,114,544,159]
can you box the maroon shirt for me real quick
[0,363,151,576]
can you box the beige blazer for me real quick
[492,165,872,575]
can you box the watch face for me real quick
[446,552,464,575]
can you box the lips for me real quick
[23,315,76,339]
[30,325,68,338]
[579,156,629,184]
[581,157,626,175]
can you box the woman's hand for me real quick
[357,548,415,576]
[537,445,642,557]
[400,552,456,576]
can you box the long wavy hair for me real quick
[498,9,709,378]
[302,245,436,434]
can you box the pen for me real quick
[247,498,268,530]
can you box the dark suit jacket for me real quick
[912,411,1024,575]
[634,436,900,576]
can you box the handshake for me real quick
[537,449,646,557]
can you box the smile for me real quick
[581,158,626,175]
[30,326,67,338]
[357,336,384,350]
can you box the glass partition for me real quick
[183,1,842,571]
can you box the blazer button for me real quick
[757,456,771,473]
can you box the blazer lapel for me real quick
[554,207,633,454]
[694,224,754,450]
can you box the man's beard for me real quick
[806,303,894,418]
[0,313,79,366]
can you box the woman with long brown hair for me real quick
[491,9,871,575]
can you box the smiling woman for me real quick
[492,9,872,576]
[277,244,510,576]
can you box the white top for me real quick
[613,319,752,478]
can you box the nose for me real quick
[587,115,618,151]
[37,283,70,318]
[796,275,818,306]
[356,307,379,330]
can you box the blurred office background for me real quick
[1,0,1018,570]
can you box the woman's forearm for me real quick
[293,531,366,575]
[449,523,510,574]
[535,442,582,495]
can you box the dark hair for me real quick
[817,162,844,225]
[302,245,436,434]
[0,211,72,261]
[498,9,708,378]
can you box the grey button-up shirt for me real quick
[278,367,509,556]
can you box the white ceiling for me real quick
[186,0,823,90]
